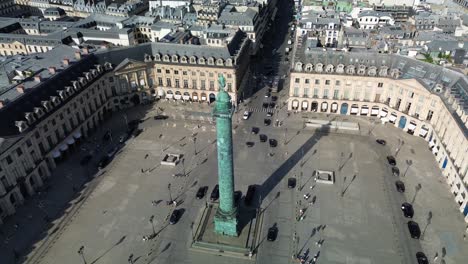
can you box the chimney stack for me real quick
[63,58,70,66]
[48,67,56,74]
[16,85,25,93]
[75,51,81,60]
[34,75,42,82]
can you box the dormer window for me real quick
[154,54,161,61]
[95,64,103,72]
[79,77,87,86]
[357,65,366,75]
[181,56,187,63]
[379,67,388,77]
[325,64,334,73]
[390,69,400,79]
[72,80,81,90]
[295,62,303,71]
[50,96,61,106]
[190,56,197,64]
[225,58,232,66]
[305,63,313,72]
[199,57,205,64]
[42,100,52,111]
[315,63,323,73]
[207,57,214,65]
[34,107,44,118]
[368,66,377,77]
[336,64,344,73]
[58,90,67,100]
[85,72,92,80]
[216,59,224,66]
[163,55,170,62]
[15,121,28,133]
[104,62,113,70]
[25,112,36,124]
[346,65,355,74]
[171,55,178,63]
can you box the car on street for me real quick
[244,185,256,206]
[264,119,271,126]
[269,139,277,147]
[265,92,271,98]
[196,186,208,199]
[267,226,278,241]
[376,139,386,145]
[266,111,273,117]
[246,141,255,147]
[169,209,181,225]
[251,127,259,134]
[387,155,397,166]
[234,191,242,206]
[271,96,278,102]
[416,252,429,264]
[392,167,400,177]
[243,111,250,120]
[401,202,414,218]
[395,180,405,193]
[210,185,219,201]
[407,221,421,239]
[288,178,296,189]
[262,102,269,109]
[80,155,92,166]
[269,102,276,108]
[259,134,268,142]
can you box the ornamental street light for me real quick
[149,215,155,236]
[168,183,173,203]
[77,246,86,264]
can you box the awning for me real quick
[166,94,174,99]
[419,128,428,137]
[193,95,198,100]
[408,123,417,131]
[302,101,308,108]
[174,94,182,100]
[52,150,61,158]
[201,96,207,101]
[380,110,388,117]
[371,109,379,115]
[361,108,369,114]
[66,137,75,145]
[157,89,165,96]
[321,102,328,110]
[59,144,69,151]
[292,101,299,107]
[389,114,397,122]
[331,103,338,110]
[182,95,190,100]
[350,107,358,113]
[73,131,82,139]
[432,147,439,154]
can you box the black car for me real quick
[196,186,208,199]
[244,185,256,206]
[271,96,278,102]
[154,115,169,120]
[395,180,405,193]
[392,167,400,177]
[264,119,271,126]
[210,185,219,201]
[376,139,386,145]
[387,156,397,166]
[80,155,92,166]
[98,156,110,169]
[269,139,277,147]
[287,178,296,189]
[269,102,276,108]
[407,221,421,239]
[234,191,242,206]
[267,226,278,241]
[259,134,268,142]
[251,127,259,134]
[262,102,269,109]
[246,142,255,147]
[169,210,180,225]
[416,252,429,264]
[401,202,414,218]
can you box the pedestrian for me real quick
[145,154,149,159]
[141,168,144,173]
[464,234,466,241]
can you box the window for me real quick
[333,89,339,99]
[209,81,215,90]
[59,113,64,120]
[409,91,414,98]
[51,118,56,126]
[201,80,206,89]
[344,89,350,99]
[430,99,436,107]
[325,80,330,85]
[304,88,309,97]
[174,70,179,75]
[209,72,214,77]
[323,89,329,98]
[35,131,40,138]
[315,79,320,85]
[43,124,48,133]
[200,72,205,77]
[305,79,310,84]
[335,80,340,86]
[26,139,32,147]
[183,71,187,75]
[227,74,232,78]
[295,78,300,83]
[192,80,197,89]
[16,148,23,156]
[166,78,171,87]
[418,95,424,103]
[158,77,163,86]
[354,90,360,100]
[313,88,319,97]
[6,155,12,164]
[227,83,232,92]
[157,69,161,73]
[165,69,170,74]
[293,87,299,96]
[175,79,180,88]
[378,82,383,87]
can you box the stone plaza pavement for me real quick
[1,99,467,264]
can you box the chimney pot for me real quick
[63,58,70,66]
[34,75,42,82]
[75,51,82,60]
[16,85,25,93]
[48,67,56,74]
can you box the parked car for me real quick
[395,180,405,193]
[287,178,296,189]
[196,186,208,199]
[267,226,278,241]
[407,221,421,239]
[387,156,397,166]
[243,111,250,120]
[265,92,271,98]
[210,185,219,201]
[169,209,181,225]
[416,252,429,264]
[264,119,271,126]
[80,155,92,166]
[376,139,386,145]
[262,103,269,109]
[392,167,400,177]
[271,96,278,102]
[259,134,268,142]
[266,112,273,117]
[269,102,276,108]
[246,142,255,147]
[251,127,259,134]
[119,134,128,143]
[269,139,277,147]
[401,202,414,218]
[244,185,256,206]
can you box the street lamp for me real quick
[192,137,197,156]
[77,246,86,264]
[168,183,173,203]
[149,215,155,236]
[128,254,134,264]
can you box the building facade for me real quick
[288,50,468,222]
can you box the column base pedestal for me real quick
[214,207,238,237]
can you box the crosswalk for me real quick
[246,107,275,113]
